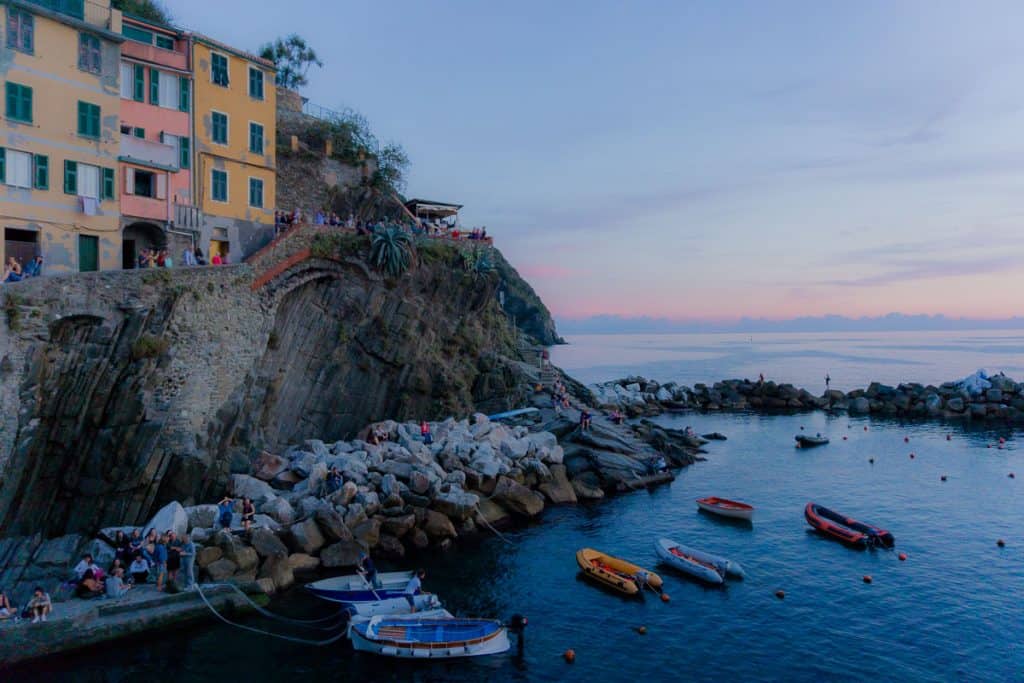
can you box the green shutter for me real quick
[77,101,99,137]
[101,167,115,200]
[0,148,5,184]
[179,136,190,169]
[5,83,16,120]
[33,154,48,190]
[179,77,189,112]
[133,64,145,102]
[150,67,159,105]
[64,160,78,194]
[5,83,32,123]
[133,127,145,139]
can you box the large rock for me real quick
[431,487,479,521]
[849,396,871,414]
[250,527,289,559]
[287,553,320,575]
[475,498,511,527]
[145,501,188,537]
[492,476,545,517]
[185,504,219,530]
[380,474,403,507]
[947,397,965,412]
[260,497,295,525]
[421,509,457,539]
[408,528,429,549]
[33,534,84,570]
[204,558,237,581]
[376,534,405,560]
[327,481,358,507]
[320,540,363,568]
[196,546,223,568]
[252,451,289,481]
[258,554,295,591]
[221,541,258,573]
[571,478,605,500]
[288,518,325,555]
[351,518,381,548]
[80,538,116,570]
[229,475,277,504]
[381,513,417,538]
[538,464,578,504]
[315,506,353,543]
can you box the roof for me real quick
[405,199,463,210]
[190,33,276,70]
[122,11,181,36]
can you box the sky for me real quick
[172,0,1024,325]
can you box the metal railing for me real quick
[174,202,203,230]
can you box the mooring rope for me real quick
[195,584,350,645]
[202,582,348,629]
[473,504,515,545]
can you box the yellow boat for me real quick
[576,548,664,596]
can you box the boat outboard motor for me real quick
[508,613,528,657]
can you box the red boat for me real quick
[804,502,894,548]
[696,497,754,521]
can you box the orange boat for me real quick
[696,496,754,521]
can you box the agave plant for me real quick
[472,249,495,280]
[370,227,414,277]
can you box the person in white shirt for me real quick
[105,567,132,598]
[73,554,98,581]
[404,568,426,612]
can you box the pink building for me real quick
[118,15,196,268]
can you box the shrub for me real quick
[369,228,414,277]
[131,334,170,361]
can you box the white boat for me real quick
[306,570,414,604]
[346,593,441,617]
[346,606,453,638]
[655,538,745,583]
[695,496,755,521]
[350,615,510,659]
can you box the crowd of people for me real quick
[273,206,493,244]
[135,245,227,268]
[3,255,44,283]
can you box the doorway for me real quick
[79,235,99,272]
[209,239,230,263]
[4,228,39,268]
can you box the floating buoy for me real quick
[843,436,848,441]
[863,575,872,584]
[999,437,1006,444]
[940,475,947,481]
[775,590,785,599]
[898,553,907,561]
[564,649,576,663]
[997,539,1005,548]
[1009,473,1015,479]
[987,444,992,449]
[636,626,647,635]
[909,453,915,459]
[800,426,805,430]
[904,436,909,443]
[864,426,868,431]
[869,458,874,464]
[946,434,952,441]
[660,593,670,603]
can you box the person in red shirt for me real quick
[211,253,223,265]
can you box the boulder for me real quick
[432,487,480,521]
[307,462,328,496]
[408,469,432,496]
[475,498,511,527]
[492,476,545,517]
[327,481,358,507]
[849,397,871,414]
[260,497,295,525]
[947,397,965,412]
[288,518,325,555]
[145,501,189,537]
[376,534,405,560]
[290,452,316,478]
[271,470,303,490]
[250,527,289,559]
[257,554,294,591]
[229,475,277,504]
[421,509,457,539]
[304,439,329,459]
[351,518,381,548]
[381,513,417,538]
[986,388,1003,403]
[185,504,219,530]
[499,438,530,460]
[287,553,320,575]
[315,506,353,543]
[196,546,223,568]
[256,578,276,595]
[571,478,605,500]
[408,528,430,549]
[320,540,363,568]
[252,451,289,481]
[380,474,403,507]
[538,464,578,504]
[80,538,116,570]
[204,558,237,581]
[343,503,367,530]
[222,543,258,573]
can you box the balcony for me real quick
[121,39,188,72]
[174,202,203,230]
[120,135,178,171]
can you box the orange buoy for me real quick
[564,649,576,663]
[863,575,872,584]
[940,475,947,481]
[997,539,1005,548]
[775,590,785,599]
[637,626,647,635]
[660,593,670,603]
[898,553,907,561]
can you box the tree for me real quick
[112,0,171,23]
[259,35,323,91]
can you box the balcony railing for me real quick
[121,136,178,171]
[174,202,203,230]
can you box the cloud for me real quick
[818,251,1024,287]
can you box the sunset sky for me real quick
[176,0,1024,323]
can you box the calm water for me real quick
[549,330,1024,390]
[24,414,1022,682]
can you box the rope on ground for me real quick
[202,582,348,630]
[195,584,349,646]
[473,505,515,546]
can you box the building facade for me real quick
[190,34,276,262]
[117,13,194,267]
[1,0,124,273]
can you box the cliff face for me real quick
[493,251,564,346]
[0,237,535,538]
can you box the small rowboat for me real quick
[805,502,894,548]
[347,606,452,638]
[350,616,510,659]
[696,497,754,521]
[795,434,829,447]
[655,538,745,582]
[306,570,413,604]
[345,593,441,617]
[576,547,663,596]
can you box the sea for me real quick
[20,330,1024,682]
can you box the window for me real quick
[248,122,264,154]
[0,148,4,183]
[4,149,31,188]
[211,169,227,202]
[211,111,228,144]
[34,154,48,190]
[158,72,179,110]
[179,136,190,169]
[78,33,101,74]
[5,83,32,123]
[77,101,101,138]
[78,162,100,199]
[120,63,133,98]
[64,160,77,194]
[132,64,145,102]
[132,169,156,198]
[155,34,174,50]
[248,67,264,100]
[122,24,152,44]
[179,77,190,112]
[149,67,159,105]
[101,167,114,200]
[6,7,34,54]
[248,177,264,208]
[119,124,145,138]
[211,53,229,86]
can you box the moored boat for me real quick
[346,606,453,638]
[345,593,441,617]
[576,547,663,596]
[306,570,414,604]
[805,502,894,548]
[796,434,829,447]
[655,538,745,581]
[696,496,754,521]
[350,616,510,659]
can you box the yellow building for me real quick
[1,0,123,273]
[190,34,276,262]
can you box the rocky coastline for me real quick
[588,370,1024,424]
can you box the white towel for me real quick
[81,197,99,216]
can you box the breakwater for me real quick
[589,371,1024,423]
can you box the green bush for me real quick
[131,334,170,361]
[369,228,414,277]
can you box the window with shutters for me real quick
[248,178,264,208]
[211,53,229,86]
[132,169,156,198]
[155,34,174,50]
[179,78,190,112]
[77,163,100,199]
[149,67,159,105]
[77,101,101,138]
[133,64,145,102]
[211,111,228,145]
[158,72,179,110]
[249,122,264,154]
[7,8,34,54]
[248,67,264,100]
[34,154,48,190]
[5,83,32,123]
[78,33,101,74]
[120,63,133,98]
[179,136,190,169]
[211,169,227,202]
[101,167,114,200]
[5,149,31,188]
[64,160,77,194]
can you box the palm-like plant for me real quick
[472,250,495,280]
[370,227,414,277]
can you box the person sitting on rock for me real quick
[325,467,343,495]
[128,529,144,557]
[129,554,150,585]
[179,533,196,590]
[609,409,624,425]
[76,569,104,599]
[73,553,98,581]
[420,420,433,446]
[27,586,51,623]
[217,496,235,529]
[580,409,592,432]
[105,567,132,599]
[0,587,13,620]
[241,497,256,532]
[112,530,131,564]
